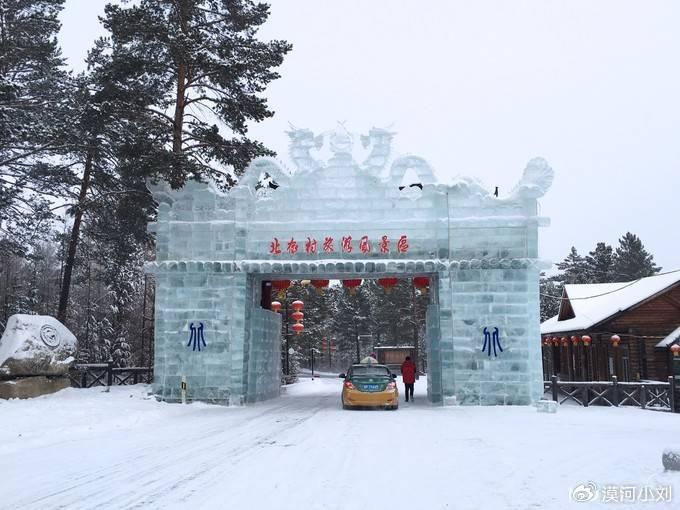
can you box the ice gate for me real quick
[147,128,554,406]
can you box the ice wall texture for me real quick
[147,126,553,405]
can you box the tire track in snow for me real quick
[11,391,337,510]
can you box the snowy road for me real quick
[1,377,678,510]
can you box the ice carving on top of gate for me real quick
[147,126,554,267]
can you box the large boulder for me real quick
[0,315,77,378]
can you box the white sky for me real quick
[59,0,680,271]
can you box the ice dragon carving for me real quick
[360,127,395,176]
[287,125,323,174]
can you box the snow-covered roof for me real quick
[541,270,680,334]
[656,326,680,348]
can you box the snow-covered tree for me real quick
[0,0,70,255]
[555,247,591,284]
[585,242,615,283]
[612,232,662,280]
[539,275,563,322]
[89,0,292,189]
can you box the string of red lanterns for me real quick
[540,334,629,348]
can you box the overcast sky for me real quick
[59,0,680,272]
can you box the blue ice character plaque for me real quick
[482,327,503,357]
[187,322,206,351]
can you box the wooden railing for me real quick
[544,375,678,412]
[69,361,153,388]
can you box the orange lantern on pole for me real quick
[610,334,621,347]
[377,277,399,293]
[670,344,680,357]
[311,279,329,294]
[413,276,430,295]
[582,335,592,347]
[342,279,362,295]
[291,311,304,322]
[292,300,304,312]
[272,280,291,299]
[292,323,304,335]
[271,301,281,313]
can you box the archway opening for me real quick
[245,274,441,406]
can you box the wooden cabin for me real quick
[541,272,680,382]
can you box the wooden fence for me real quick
[69,361,153,388]
[544,375,678,412]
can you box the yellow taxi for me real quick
[339,363,399,410]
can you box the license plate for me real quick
[362,384,381,391]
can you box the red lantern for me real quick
[272,280,291,298]
[292,300,304,312]
[377,277,399,293]
[610,334,621,347]
[342,279,362,295]
[671,344,680,357]
[292,323,304,335]
[552,337,560,347]
[311,279,329,294]
[271,301,281,313]
[291,311,304,322]
[561,336,569,347]
[413,276,430,294]
[582,335,591,346]
[571,335,579,346]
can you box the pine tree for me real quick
[555,247,591,284]
[89,0,292,189]
[0,0,70,256]
[585,242,615,282]
[612,232,662,280]
[539,275,562,321]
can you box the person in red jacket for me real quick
[400,356,417,402]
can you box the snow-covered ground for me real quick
[1,378,678,510]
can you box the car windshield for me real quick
[350,366,390,377]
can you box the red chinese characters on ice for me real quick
[305,237,317,254]
[269,235,409,255]
[379,235,389,254]
[359,235,371,253]
[341,236,353,253]
[287,238,299,255]
[270,237,282,255]
[397,235,409,254]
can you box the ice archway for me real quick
[147,127,553,405]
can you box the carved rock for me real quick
[0,315,77,378]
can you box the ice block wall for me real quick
[147,127,552,406]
